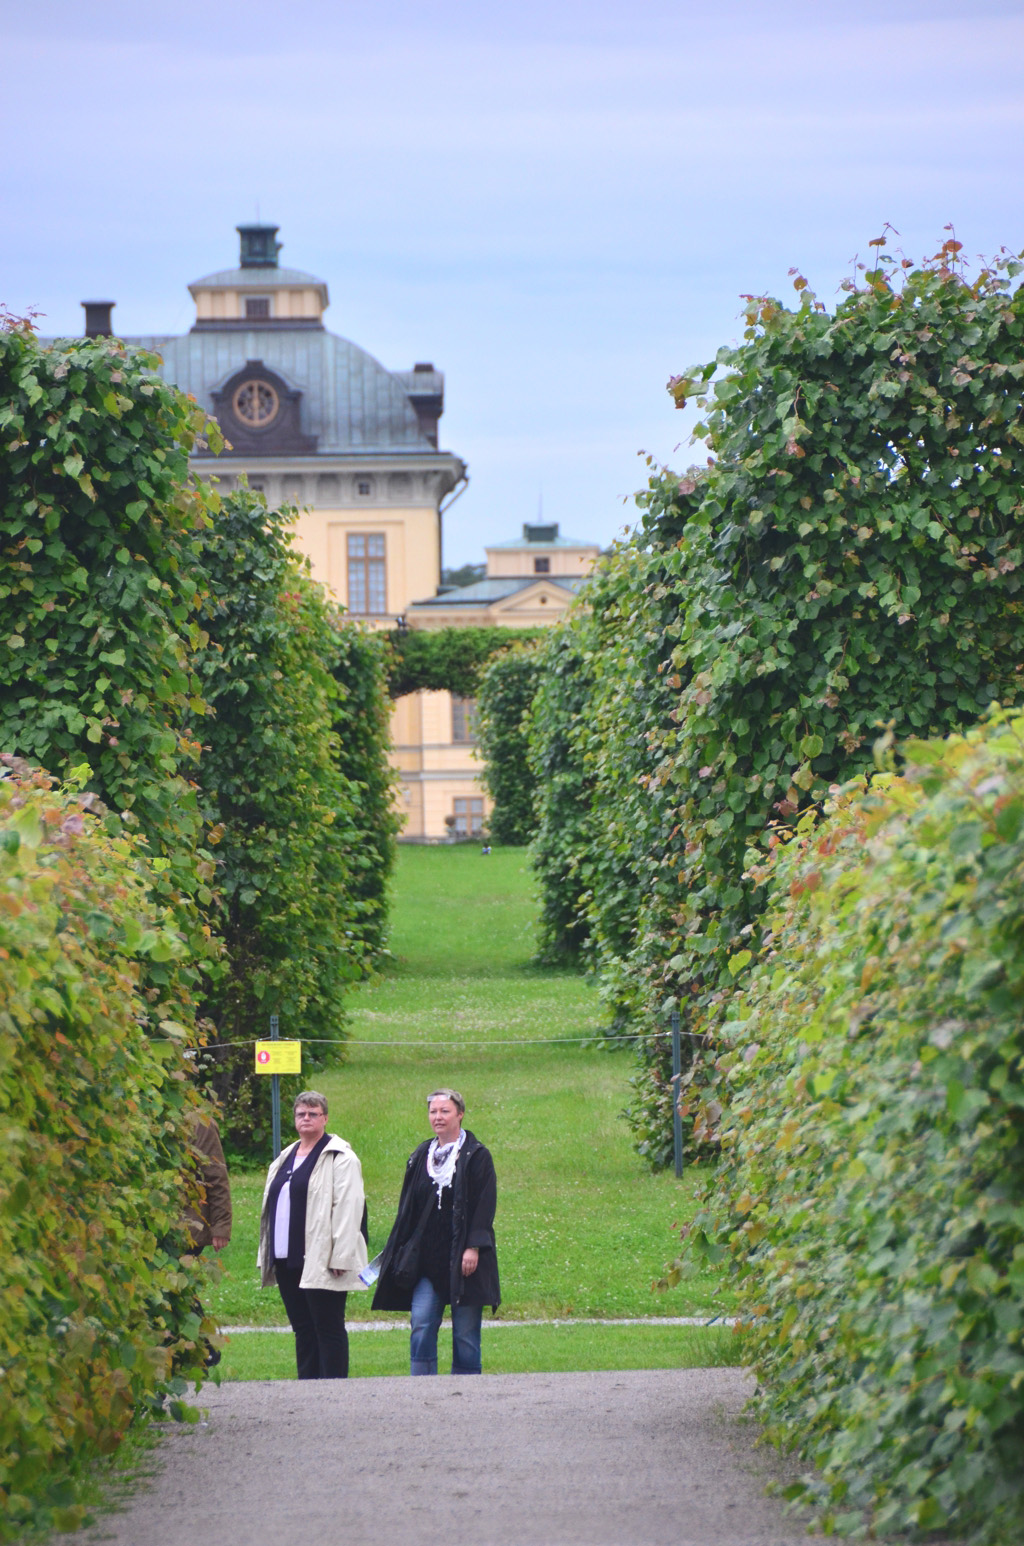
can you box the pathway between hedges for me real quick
[71,849,827,1544]
[71,1370,821,1546]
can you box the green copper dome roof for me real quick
[189,266,328,291]
[135,327,435,453]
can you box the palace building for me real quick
[76,225,599,840]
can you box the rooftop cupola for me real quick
[188,225,329,328]
[237,224,282,268]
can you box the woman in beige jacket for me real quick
[258,1090,368,1378]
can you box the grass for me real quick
[218,1322,742,1380]
[208,845,734,1350]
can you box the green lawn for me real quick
[208,846,733,1346]
[219,1322,742,1381]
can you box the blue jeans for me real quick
[409,1276,482,1375]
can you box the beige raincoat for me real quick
[258,1135,368,1292]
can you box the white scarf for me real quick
[426,1129,466,1207]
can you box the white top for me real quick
[273,1162,294,1259]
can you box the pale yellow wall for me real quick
[390,689,490,841]
[290,504,440,618]
[276,289,324,318]
[484,543,599,579]
[193,286,325,321]
[390,692,424,770]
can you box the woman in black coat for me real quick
[372,1088,499,1374]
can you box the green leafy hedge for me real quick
[0,326,399,1164]
[190,487,398,1153]
[529,241,1024,1162]
[476,643,542,845]
[386,625,542,699]
[332,619,400,956]
[0,760,211,1542]
[529,537,681,1035]
[675,713,1024,1542]
[0,327,217,868]
[0,324,221,1027]
[527,627,595,963]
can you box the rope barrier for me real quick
[178,1029,709,1051]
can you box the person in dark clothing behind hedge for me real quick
[257,1090,368,1379]
[372,1088,499,1375]
[184,1113,232,1253]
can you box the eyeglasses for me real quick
[295,1110,324,1120]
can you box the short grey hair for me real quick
[426,1087,465,1115]
[294,1090,328,1115]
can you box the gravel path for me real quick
[74,1368,821,1546]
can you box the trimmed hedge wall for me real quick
[189,487,398,1154]
[0,326,398,1166]
[386,625,542,699]
[528,244,1024,1164]
[476,643,542,845]
[0,323,401,1526]
[0,760,211,1541]
[675,713,1024,1542]
[527,627,594,963]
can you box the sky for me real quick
[3,0,1023,566]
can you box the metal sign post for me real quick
[269,1013,281,1159]
[671,1009,683,1179]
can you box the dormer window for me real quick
[246,296,271,319]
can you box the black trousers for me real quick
[274,1263,349,1379]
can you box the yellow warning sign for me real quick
[254,1040,302,1075]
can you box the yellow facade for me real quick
[482,538,597,580]
[193,285,327,321]
[393,523,601,841]
[291,503,441,620]
[390,690,485,841]
[146,225,600,844]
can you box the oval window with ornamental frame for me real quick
[233,379,280,426]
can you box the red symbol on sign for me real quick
[257,1050,270,1064]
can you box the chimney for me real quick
[82,300,115,338]
[237,224,282,269]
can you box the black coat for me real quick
[372,1130,500,1312]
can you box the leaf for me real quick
[948,823,983,859]
[946,1079,988,1121]
[12,805,42,849]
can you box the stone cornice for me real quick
[191,451,465,510]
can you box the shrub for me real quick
[332,620,400,958]
[527,627,595,963]
[0,324,219,994]
[676,713,1024,1542]
[476,643,543,845]
[386,625,542,699]
[0,761,211,1543]
[530,240,1024,1162]
[189,487,394,1155]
